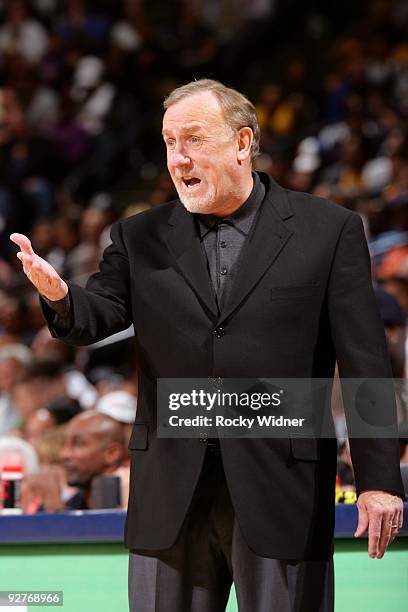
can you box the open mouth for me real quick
[182,177,201,188]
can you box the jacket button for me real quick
[214,327,225,338]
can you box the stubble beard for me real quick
[176,182,217,214]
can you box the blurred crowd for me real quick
[0,0,408,510]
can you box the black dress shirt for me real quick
[195,172,265,310]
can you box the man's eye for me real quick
[73,440,85,447]
[190,136,200,144]
[166,139,176,148]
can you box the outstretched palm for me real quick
[10,233,68,301]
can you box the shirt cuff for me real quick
[41,293,72,332]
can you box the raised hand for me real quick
[10,233,68,301]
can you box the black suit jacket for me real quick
[41,172,404,560]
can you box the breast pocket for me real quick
[128,423,149,450]
[270,283,321,301]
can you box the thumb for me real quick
[10,233,35,255]
[355,505,369,537]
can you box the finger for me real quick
[389,527,399,545]
[10,233,35,255]
[376,515,393,558]
[18,252,49,279]
[17,254,35,280]
[16,251,33,266]
[354,506,369,537]
[389,513,401,544]
[367,513,382,558]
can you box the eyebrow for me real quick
[162,123,204,136]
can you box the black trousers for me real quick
[128,445,334,612]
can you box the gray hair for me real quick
[163,79,260,161]
[0,344,32,365]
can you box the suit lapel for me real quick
[165,175,294,324]
[166,203,218,319]
[218,176,294,325]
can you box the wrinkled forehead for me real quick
[65,423,97,440]
[162,91,228,135]
[65,416,109,444]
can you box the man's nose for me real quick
[170,144,191,166]
[60,445,70,461]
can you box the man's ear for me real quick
[237,127,253,162]
[104,442,124,468]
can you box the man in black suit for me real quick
[11,79,404,612]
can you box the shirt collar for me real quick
[196,172,265,238]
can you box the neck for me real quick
[212,173,254,218]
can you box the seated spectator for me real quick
[28,335,97,409]
[0,87,57,238]
[46,395,83,425]
[319,135,365,199]
[21,411,128,511]
[0,343,32,435]
[87,366,126,396]
[24,395,82,445]
[0,436,39,490]
[0,290,30,340]
[95,389,136,449]
[6,58,60,137]
[11,359,67,429]
[95,389,137,505]
[67,205,112,283]
[61,411,127,510]
[24,408,55,446]
[54,0,109,51]
[0,0,49,65]
[29,427,76,513]
[110,0,144,55]
[34,426,66,469]
[30,325,75,363]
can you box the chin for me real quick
[178,192,217,214]
[180,199,214,214]
[66,476,86,487]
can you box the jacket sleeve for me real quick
[41,293,73,332]
[40,220,132,346]
[327,212,404,498]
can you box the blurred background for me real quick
[0,0,408,511]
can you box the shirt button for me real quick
[214,327,225,339]
[220,241,226,248]
[220,267,227,275]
